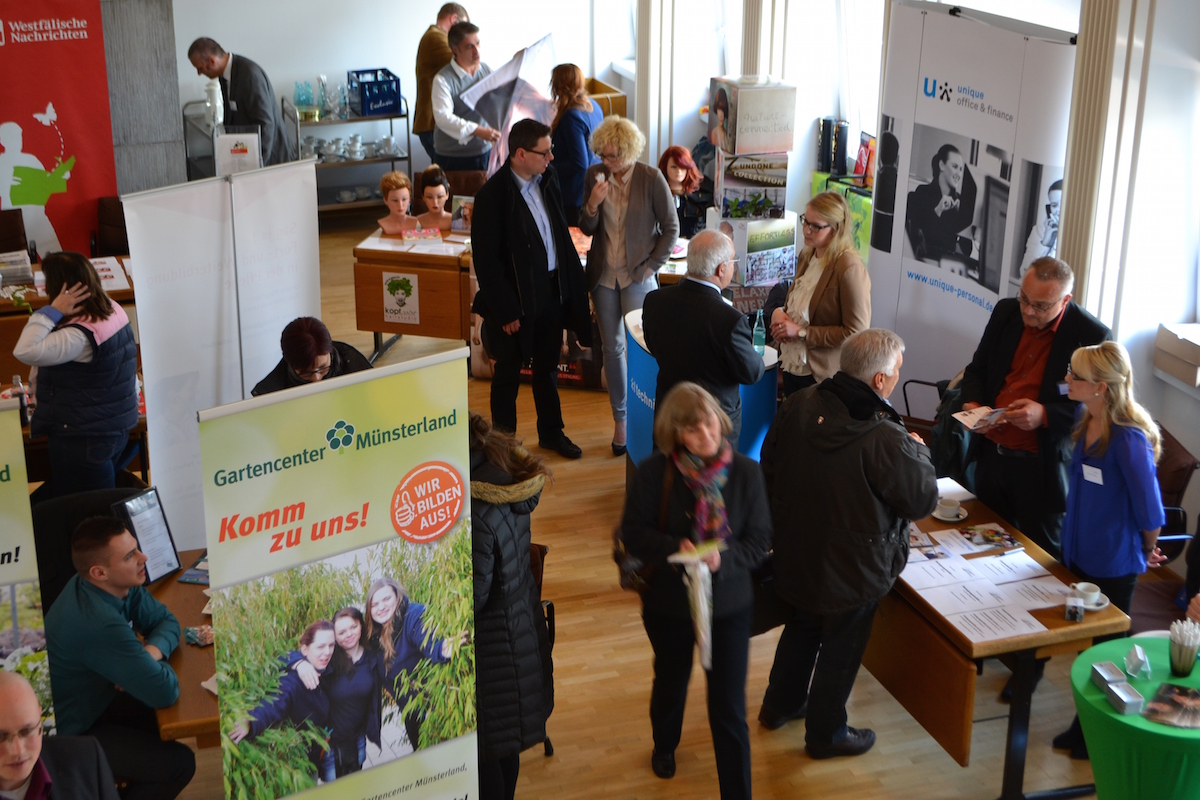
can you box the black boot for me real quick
[1052,715,1088,759]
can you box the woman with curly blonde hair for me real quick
[550,64,603,224]
[763,190,871,396]
[579,115,679,455]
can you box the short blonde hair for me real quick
[653,382,732,452]
[590,116,645,165]
[380,170,411,196]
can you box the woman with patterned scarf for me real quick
[620,382,773,800]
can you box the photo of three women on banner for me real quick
[215,529,474,791]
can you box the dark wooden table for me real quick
[862,498,1129,800]
[149,548,219,747]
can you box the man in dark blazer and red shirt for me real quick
[471,119,592,458]
[960,257,1111,561]
[642,230,764,444]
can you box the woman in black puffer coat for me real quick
[468,413,554,800]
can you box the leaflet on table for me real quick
[409,241,467,256]
[361,232,414,253]
[908,544,952,562]
[968,551,1050,584]
[997,575,1073,610]
[919,579,1009,616]
[929,524,1016,555]
[936,476,975,503]
[907,523,953,561]
[89,256,130,292]
[945,607,1048,643]
[899,556,985,590]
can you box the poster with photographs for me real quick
[867,2,1075,418]
[199,353,477,799]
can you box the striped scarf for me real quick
[671,439,733,542]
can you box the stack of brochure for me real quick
[0,250,33,287]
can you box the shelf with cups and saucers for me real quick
[300,99,412,213]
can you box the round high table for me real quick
[1071,636,1200,798]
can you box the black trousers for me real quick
[478,751,520,800]
[87,693,195,800]
[642,607,752,800]
[975,443,1065,561]
[484,293,566,443]
[761,599,879,747]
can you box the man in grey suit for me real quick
[188,38,296,167]
[0,671,121,799]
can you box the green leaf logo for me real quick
[325,419,356,451]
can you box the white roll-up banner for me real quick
[869,1,1075,419]
[123,161,321,548]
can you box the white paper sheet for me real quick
[908,545,953,562]
[969,551,1051,584]
[408,241,467,256]
[358,232,413,253]
[899,557,983,590]
[928,528,986,556]
[90,256,130,292]
[945,607,1048,643]
[936,476,976,503]
[919,579,1009,615]
[998,576,1074,610]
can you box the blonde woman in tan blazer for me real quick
[764,191,871,397]
[578,116,679,454]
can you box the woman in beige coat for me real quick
[764,191,871,397]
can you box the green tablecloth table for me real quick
[1072,637,1200,798]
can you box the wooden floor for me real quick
[179,211,1098,799]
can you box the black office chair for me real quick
[32,488,139,613]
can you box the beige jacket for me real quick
[791,249,872,381]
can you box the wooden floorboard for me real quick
[178,210,1098,799]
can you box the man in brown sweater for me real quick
[415,3,470,163]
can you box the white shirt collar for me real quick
[222,54,234,81]
[685,276,722,293]
[450,59,479,80]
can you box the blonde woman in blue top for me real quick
[1054,341,1165,759]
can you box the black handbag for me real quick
[613,466,674,596]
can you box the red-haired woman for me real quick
[550,63,603,224]
[251,317,371,396]
[658,145,710,239]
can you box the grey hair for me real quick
[687,230,734,278]
[841,329,905,383]
[1027,256,1075,295]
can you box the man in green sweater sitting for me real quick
[45,517,195,800]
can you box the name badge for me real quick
[1058,381,1069,396]
[229,100,238,111]
[1083,464,1103,485]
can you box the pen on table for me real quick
[999,546,1025,557]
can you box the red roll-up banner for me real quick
[0,0,118,257]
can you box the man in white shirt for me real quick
[431,22,501,171]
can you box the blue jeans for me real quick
[318,748,336,783]
[417,130,437,162]
[760,600,879,748]
[591,278,657,422]
[32,431,128,504]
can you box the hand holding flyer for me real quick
[953,405,1007,431]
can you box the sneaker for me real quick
[805,727,876,759]
[758,702,807,731]
[539,435,583,459]
[651,749,675,779]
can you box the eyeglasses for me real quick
[1065,364,1090,381]
[799,215,831,232]
[0,724,43,747]
[1017,290,1064,314]
[296,364,332,380]
[599,152,622,163]
[526,146,553,158]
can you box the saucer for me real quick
[931,507,968,523]
[1081,593,1110,612]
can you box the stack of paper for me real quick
[0,250,33,287]
[90,257,130,292]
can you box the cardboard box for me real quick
[1154,349,1200,388]
[715,151,789,219]
[1104,681,1144,715]
[707,76,797,156]
[706,207,797,287]
[586,78,626,119]
[1091,661,1125,690]
[1155,323,1200,365]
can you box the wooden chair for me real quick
[529,542,555,756]
[0,209,33,260]
[90,197,129,257]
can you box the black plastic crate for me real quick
[348,68,401,117]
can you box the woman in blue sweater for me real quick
[550,63,603,224]
[1054,341,1166,759]
[231,620,336,782]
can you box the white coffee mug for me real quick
[935,498,961,518]
[1071,582,1101,606]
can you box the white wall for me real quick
[1114,0,1200,525]
[173,0,622,175]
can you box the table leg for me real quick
[997,649,1095,800]
[370,332,401,364]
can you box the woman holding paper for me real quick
[13,251,138,501]
[1053,341,1166,759]
[620,383,772,798]
[764,191,872,396]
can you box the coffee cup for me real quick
[1071,582,1101,606]
[935,498,961,519]
[337,189,355,203]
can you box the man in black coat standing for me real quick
[758,329,938,759]
[959,257,1111,561]
[642,229,764,444]
[471,119,592,458]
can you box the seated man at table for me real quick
[0,671,119,800]
[757,329,937,758]
[45,517,195,800]
[251,316,371,396]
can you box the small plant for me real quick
[0,285,33,314]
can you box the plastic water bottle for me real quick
[752,309,766,355]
